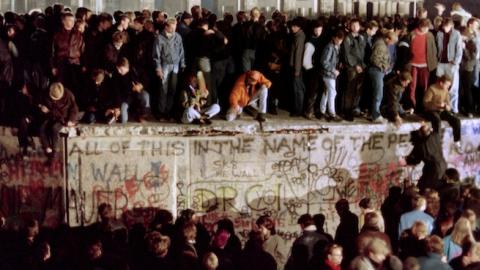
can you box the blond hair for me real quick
[451,217,475,245]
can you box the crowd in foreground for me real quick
[1,167,480,270]
[0,3,479,162]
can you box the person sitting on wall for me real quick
[179,71,220,125]
[423,74,462,152]
[226,70,271,122]
[38,82,78,165]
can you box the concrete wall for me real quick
[1,119,480,246]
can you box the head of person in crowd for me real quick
[417,18,430,34]
[256,215,276,240]
[244,230,265,251]
[363,211,385,233]
[164,17,177,34]
[132,16,145,32]
[335,199,350,218]
[181,12,193,26]
[426,235,445,255]
[142,9,151,20]
[116,57,130,75]
[183,221,197,244]
[24,218,39,243]
[433,16,443,31]
[216,218,236,236]
[97,203,114,225]
[87,239,103,260]
[236,11,247,24]
[383,31,398,45]
[364,238,391,266]
[92,69,105,86]
[313,213,327,232]
[437,74,453,92]
[112,31,126,49]
[416,7,428,19]
[359,198,375,213]
[411,195,427,211]
[403,257,420,270]
[62,12,75,31]
[450,217,475,246]
[410,221,428,240]
[222,12,234,26]
[297,213,315,230]
[325,243,343,267]
[350,18,361,35]
[202,252,219,270]
[424,189,440,218]
[250,7,261,22]
[467,18,479,34]
[145,19,155,33]
[117,14,130,31]
[97,13,113,31]
[311,19,323,37]
[146,231,170,258]
[212,228,230,249]
[444,168,460,184]
[442,17,454,34]
[191,5,202,20]
[461,209,477,231]
[366,20,379,37]
[290,17,303,34]
[150,209,174,233]
[398,71,412,88]
[332,29,345,46]
[75,19,87,33]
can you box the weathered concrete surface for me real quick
[1,116,480,247]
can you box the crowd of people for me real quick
[1,167,480,270]
[0,3,478,161]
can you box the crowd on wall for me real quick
[0,3,478,163]
[1,166,480,270]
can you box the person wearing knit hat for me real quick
[38,82,78,166]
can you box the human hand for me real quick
[39,104,49,113]
[156,68,164,80]
[67,121,76,127]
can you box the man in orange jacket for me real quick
[226,70,272,122]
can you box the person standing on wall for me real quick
[288,17,306,117]
[436,17,463,114]
[152,17,186,121]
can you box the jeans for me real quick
[320,77,337,115]
[437,63,460,113]
[368,67,385,120]
[121,91,150,123]
[292,76,306,115]
[242,49,256,72]
[181,104,221,123]
[158,64,178,115]
[226,85,268,121]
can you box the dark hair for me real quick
[256,215,276,235]
[297,214,314,227]
[97,203,112,214]
[291,17,304,28]
[445,168,460,182]
[334,29,345,40]
[359,198,373,209]
[312,19,324,29]
[116,57,129,68]
[217,218,235,234]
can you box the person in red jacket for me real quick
[226,70,271,122]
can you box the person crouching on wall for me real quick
[38,82,78,165]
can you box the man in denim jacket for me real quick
[436,18,463,114]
